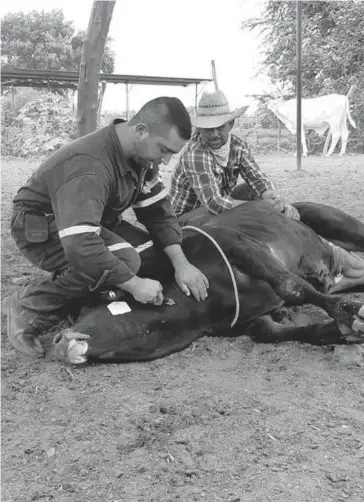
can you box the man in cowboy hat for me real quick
[169,90,299,225]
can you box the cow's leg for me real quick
[325,125,340,156]
[255,271,364,340]
[326,242,364,293]
[338,120,349,156]
[247,315,362,346]
[323,130,331,155]
[294,129,308,157]
[301,128,308,157]
[293,201,364,253]
[292,203,364,291]
[214,228,364,340]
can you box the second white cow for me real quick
[267,87,356,157]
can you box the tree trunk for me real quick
[76,1,115,138]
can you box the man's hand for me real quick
[174,262,209,301]
[261,189,285,212]
[164,244,209,301]
[262,191,300,220]
[118,276,164,306]
[282,204,300,220]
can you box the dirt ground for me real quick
[2,153,364,502]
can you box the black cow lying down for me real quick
[53,201,364,365]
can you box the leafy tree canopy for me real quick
[1,9,115,72]
[242,0,364,96]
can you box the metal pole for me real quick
[126,82,129,120]
[296,0,302,170]
[195,83,198,112]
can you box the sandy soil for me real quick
[1,153,364,502]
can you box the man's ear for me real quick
[228,120,235,130]
[134,123,149,139]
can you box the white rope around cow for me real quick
[182,225,240,328]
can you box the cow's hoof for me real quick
[52,329,90,365]
[336,304,364,341]
[352,307,364,334]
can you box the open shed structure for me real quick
[1,68,212,118]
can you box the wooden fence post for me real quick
[76,0,116,138]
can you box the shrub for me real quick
[1,91,76,157]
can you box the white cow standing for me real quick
[267,86,356,157]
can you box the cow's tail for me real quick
[346,85,356,129]
[346,99,356,129]
[346,85,355,99]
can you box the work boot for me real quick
[6,292,45,357]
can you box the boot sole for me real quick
[6,298,45,358]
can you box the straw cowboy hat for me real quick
[191,89,249,129]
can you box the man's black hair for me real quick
[129,97,191,140]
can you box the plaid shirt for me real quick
[169,132,274,216]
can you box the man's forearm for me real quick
[240,152,275,197]
[200,190,236,214]
[163,243,189,269]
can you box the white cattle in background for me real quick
[267,86,356,157]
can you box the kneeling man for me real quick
[7,97,209,358]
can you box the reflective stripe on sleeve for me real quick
[133,188,168,208]
[107,242,133,252]
[135,240,154,253]
[59,225,101,238]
